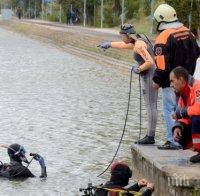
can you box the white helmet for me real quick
[154,4,178,23]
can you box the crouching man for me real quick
[170,66,200,163]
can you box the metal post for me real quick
[93,0,96,26]
[83,0,86,27]
[59,4,62,23]
[121,0,124,25]
[29,0,31,18]
[150,0,155,34]
[2,0,5,9]
[1,0,2,14]
[50,1,52,15]
[45,3,47,20]
[41,0,44,20]
[100,0,103,28]
[28,0,31,19]
[34,0,36,19]
[70,4,72,24]
[189,0,193,30]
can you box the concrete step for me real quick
[131,144,200,196]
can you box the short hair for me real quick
[171,66,189,82]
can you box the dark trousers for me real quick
[179,116,200,151]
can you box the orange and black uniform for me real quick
[153,26,200,88]
[173,78,200,151]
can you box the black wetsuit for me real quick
[95,181,153,196]
[0,161,34,178]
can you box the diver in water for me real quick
[80,161,154,196]
[0,143,47,178]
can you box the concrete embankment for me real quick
[132,144,200,196]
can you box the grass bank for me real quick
[0,20,134,66]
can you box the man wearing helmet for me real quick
[153,4,200,150]
[98,24,158,145]
[95,161,154,196]
[0,143,47,178]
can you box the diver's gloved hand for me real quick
[33,154,46,168]
[97,41,111,50]
[131,64,141,74]
[40,166,47,178]
[33,154,47,178]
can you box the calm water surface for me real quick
[0,28,165,195]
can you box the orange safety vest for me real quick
[178,80,200,124]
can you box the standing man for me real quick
[170,67,200,163]
[16,7,22,19]
[152,4,200,149]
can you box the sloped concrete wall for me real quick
[131,144,200,196]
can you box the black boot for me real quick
[135,135,155,144]
[190,153,200,163]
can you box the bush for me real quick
[47,12,59,22]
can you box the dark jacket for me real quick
[0,161,34,178]
[153,25,200,88]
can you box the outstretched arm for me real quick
[111,42,133,49]
[98,41,133,50]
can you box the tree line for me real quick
[2,0,200,36]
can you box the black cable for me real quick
[97,70,133,177]
[140,33,154,51]
[138,74,142,141]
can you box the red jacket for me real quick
[178,79,200,125]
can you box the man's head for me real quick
[7,143,29,163]
[170,66,189,93]
[110,161,132,187]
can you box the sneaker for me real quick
[190,153,200,163]
[157,141,182,150]
[135,135,155,144]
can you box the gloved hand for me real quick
[131,64,141,74]
[175,107,188,119]
[138,179,148,187]
[33,154,46,168]
[40,166,47,178]
[33,154,47,178]
[97,41,111,50]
